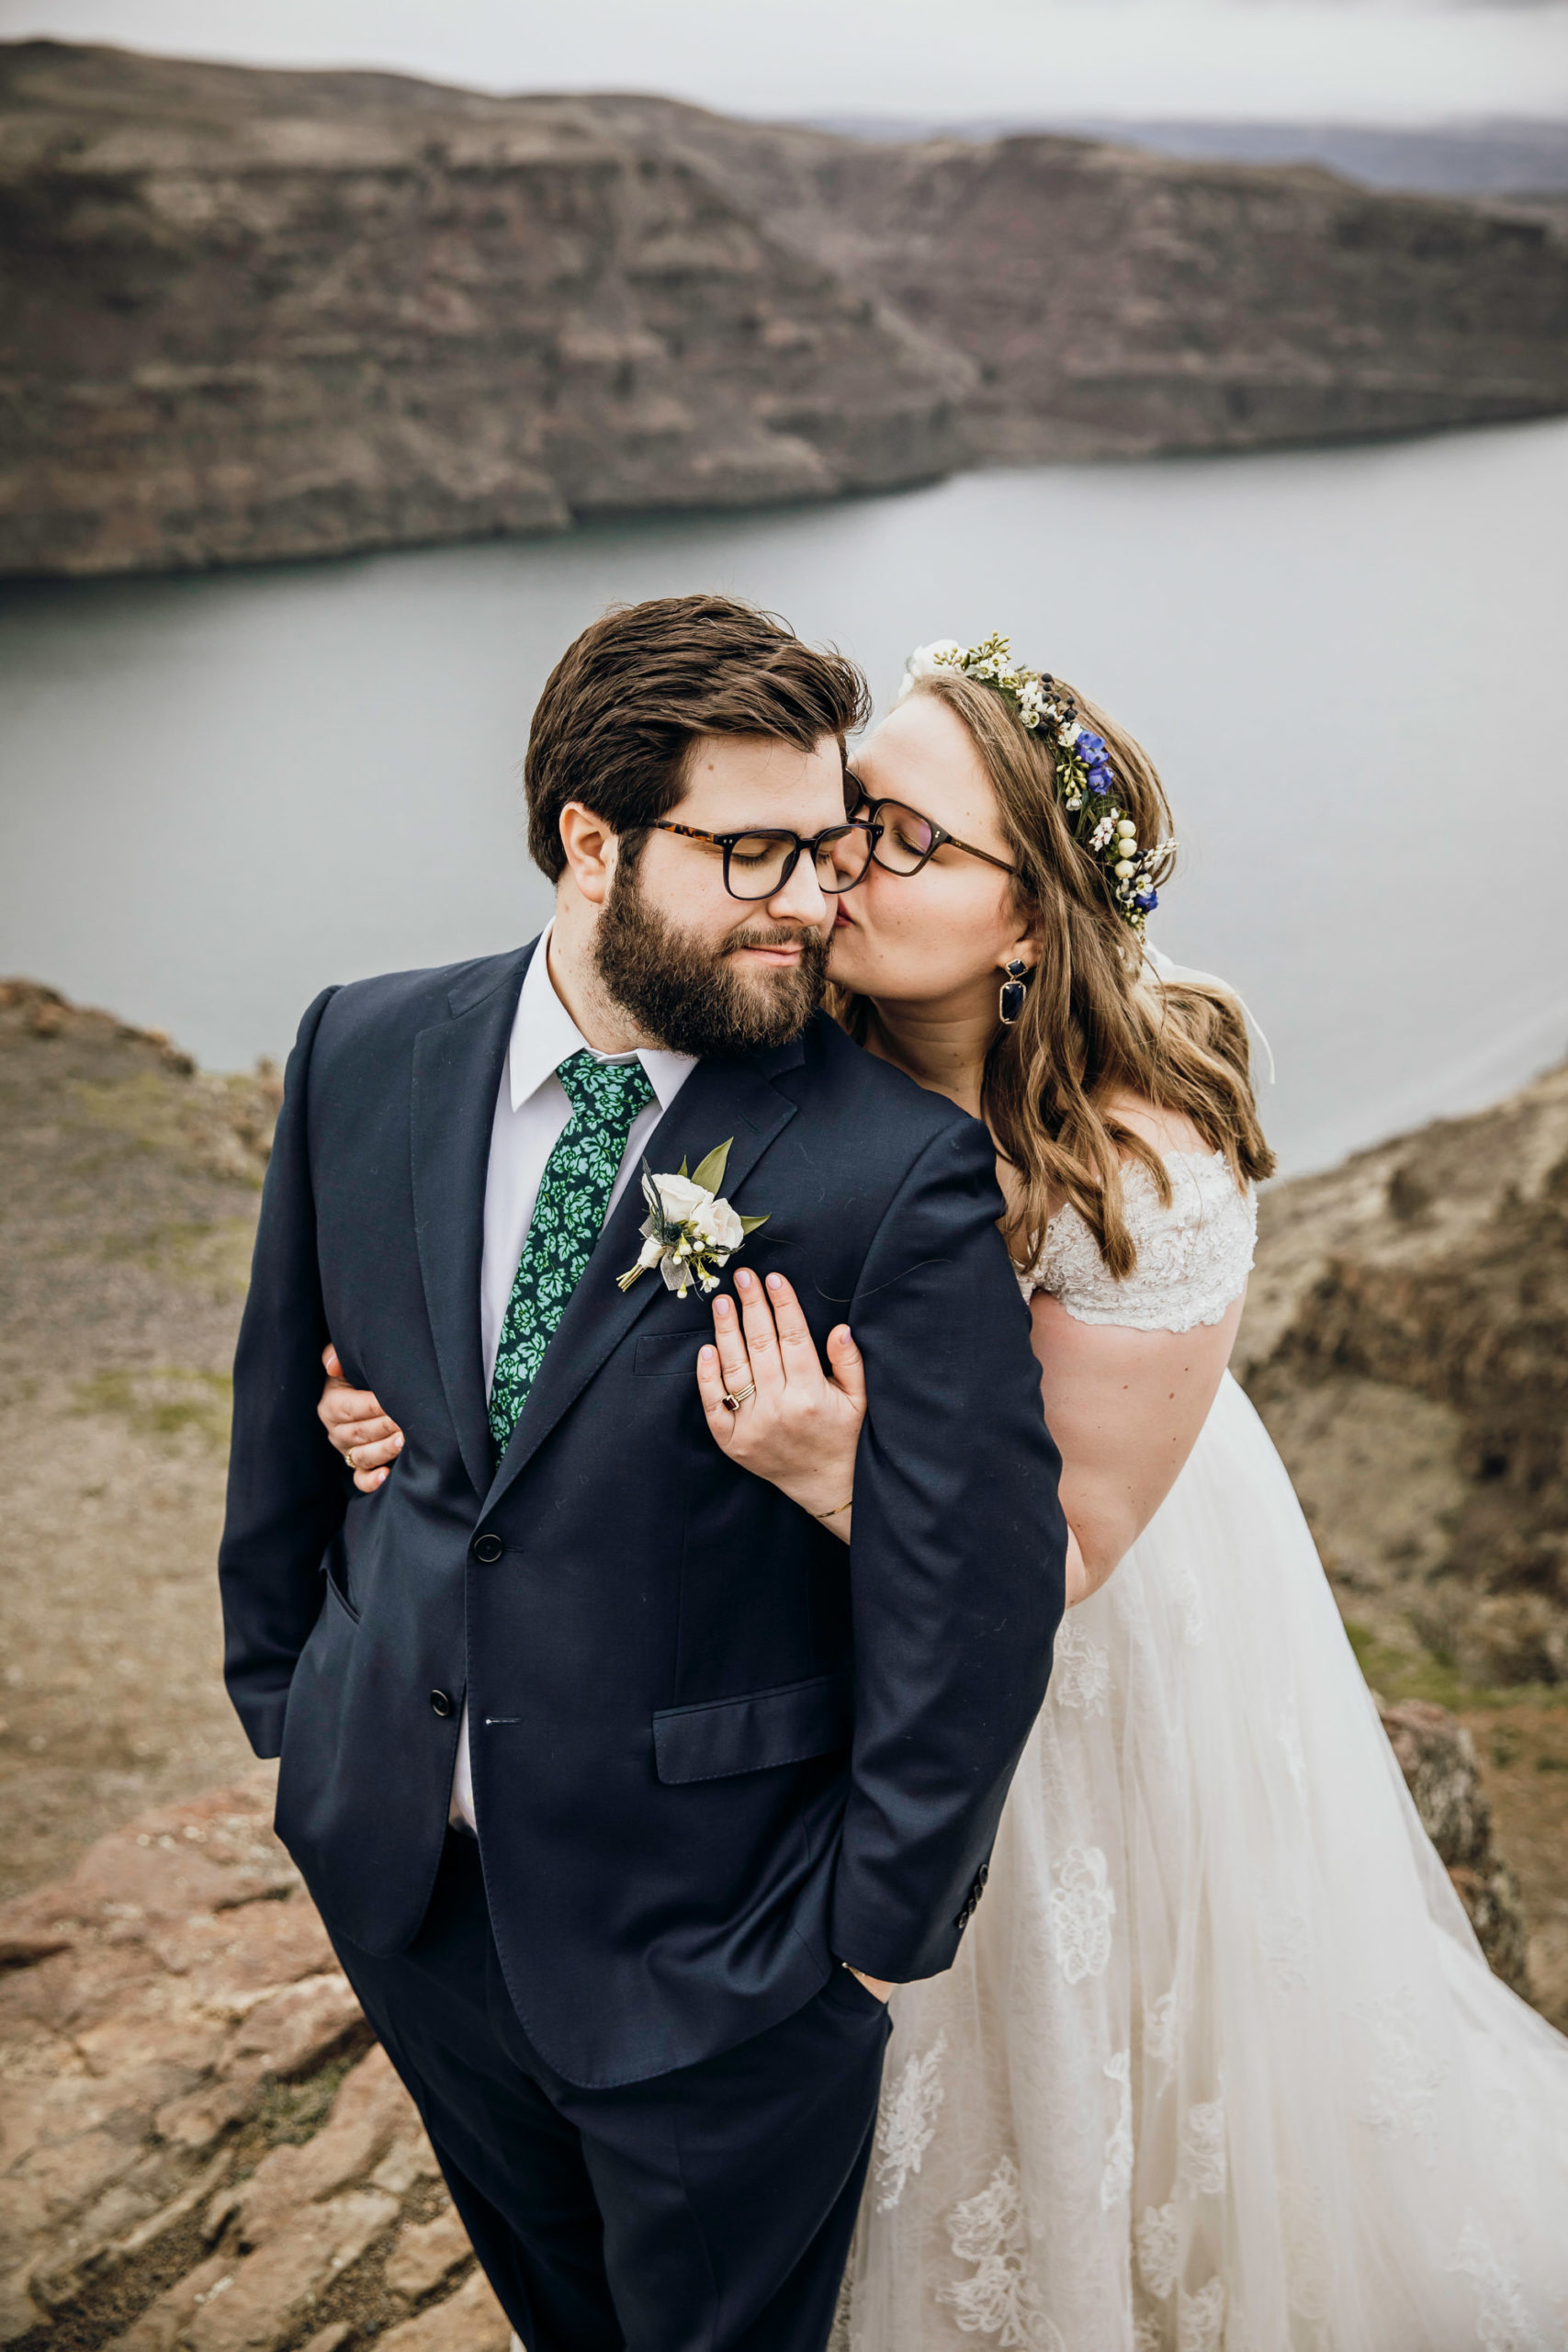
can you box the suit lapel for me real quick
[412,943,535,1499]
[481,1051,801,1517]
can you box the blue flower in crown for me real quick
[1086,765,1112,797]
[1135,889,1159,913]
[1076,730,1108,761]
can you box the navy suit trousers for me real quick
[331,1836,891,2352]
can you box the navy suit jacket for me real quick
[220,938,1066,2087]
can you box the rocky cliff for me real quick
[4,41,1568,576]
[0,1771,513,2351]
[596,96,1568,463]
[1238,1056,1568,1692]
[0,44,969,577]
[1237,1057,1568,2019]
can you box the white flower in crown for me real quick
[618,1137,767,1297]
[897,639,964,697]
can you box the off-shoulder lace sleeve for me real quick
[1019,1151,1256,1333]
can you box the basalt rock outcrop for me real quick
[1238,1056,1568,1691]
[0,1770,513,2351]
[0,44,969,578]
[4,41,1568,576]
[594,96,1568,463]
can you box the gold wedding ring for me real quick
[346,1447,359,1470]
[721,1384,756,1412]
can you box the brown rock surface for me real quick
[1238,1055,1568,2021]
[4,41,1567,577]
[0,41,965,578]
[1238,1057,1568,1687]
[0,1775,510,2352]
[1376,1699,1530,1991]
[604,96,1568,462]
[0,981,271,1905]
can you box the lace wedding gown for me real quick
[835,1153,1568,2352]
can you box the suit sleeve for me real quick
[829,1115,1066,1982]
[218,987,347,1758]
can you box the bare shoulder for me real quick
[1101,1091,1213,1162]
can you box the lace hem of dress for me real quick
[1019,1150,1256,1335]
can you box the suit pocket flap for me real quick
[653,1670,852,1785]
[634,1328,709,1378]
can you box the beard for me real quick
[593,856,829,1060]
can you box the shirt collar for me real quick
[508,922,696,1114]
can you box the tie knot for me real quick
[556,1048,655,1135]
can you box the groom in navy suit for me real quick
[220,595,1066,2351]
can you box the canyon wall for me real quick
[4,41,1567,576]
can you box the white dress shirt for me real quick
[449,924,696,1830]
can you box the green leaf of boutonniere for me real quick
[689,1136,733,1194]
[738,1214,769,1234]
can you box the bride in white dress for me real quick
[691,640,1568,2349]
[321,633,1568,2346]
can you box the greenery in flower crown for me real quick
[903,632,1173,936]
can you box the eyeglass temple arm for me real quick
[858,798,1013,876]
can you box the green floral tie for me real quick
[488,1050,656,1455]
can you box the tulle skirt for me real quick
[836,1374,1568,2351]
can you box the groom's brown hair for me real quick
[525,594,870,881]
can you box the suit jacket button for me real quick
[978,1863,989,1887]
[430,1690,455,1718]
[472,1532,503,1565]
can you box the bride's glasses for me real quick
[647,819,881,903]
[850,790,1017,879]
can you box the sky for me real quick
[4,0,1567,125]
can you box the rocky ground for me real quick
[0,1770,510,2351]
[4,41,1568,576]
[1236,1053,1568,2022]
[1,980,1564,2344]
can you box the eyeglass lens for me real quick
[867,803,938,874]
[724,826,875,900]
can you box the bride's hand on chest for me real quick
[694,1269,865,1540]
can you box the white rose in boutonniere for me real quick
[617,1137,768,1298]
[650,1172,711,1226]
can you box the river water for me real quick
[3,416,1565,1173]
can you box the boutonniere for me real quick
[617,1137,769,1297]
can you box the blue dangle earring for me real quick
[998,958,1031,1025]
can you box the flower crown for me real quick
[900,633,1172,935]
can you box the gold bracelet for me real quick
[816,1497,853,1519]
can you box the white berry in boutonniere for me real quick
[617,1137,769,1297]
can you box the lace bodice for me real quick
[1021,1150,1256,1332]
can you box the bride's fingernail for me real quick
[766,1272,784,1293]
[700,1345,716,1363]
[393,1432,403,1450]
[715,1296,732,1318]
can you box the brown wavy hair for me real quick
[831,670,1275,1276]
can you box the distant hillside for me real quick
[4,41,1568,575]
[814,115,1568,198]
